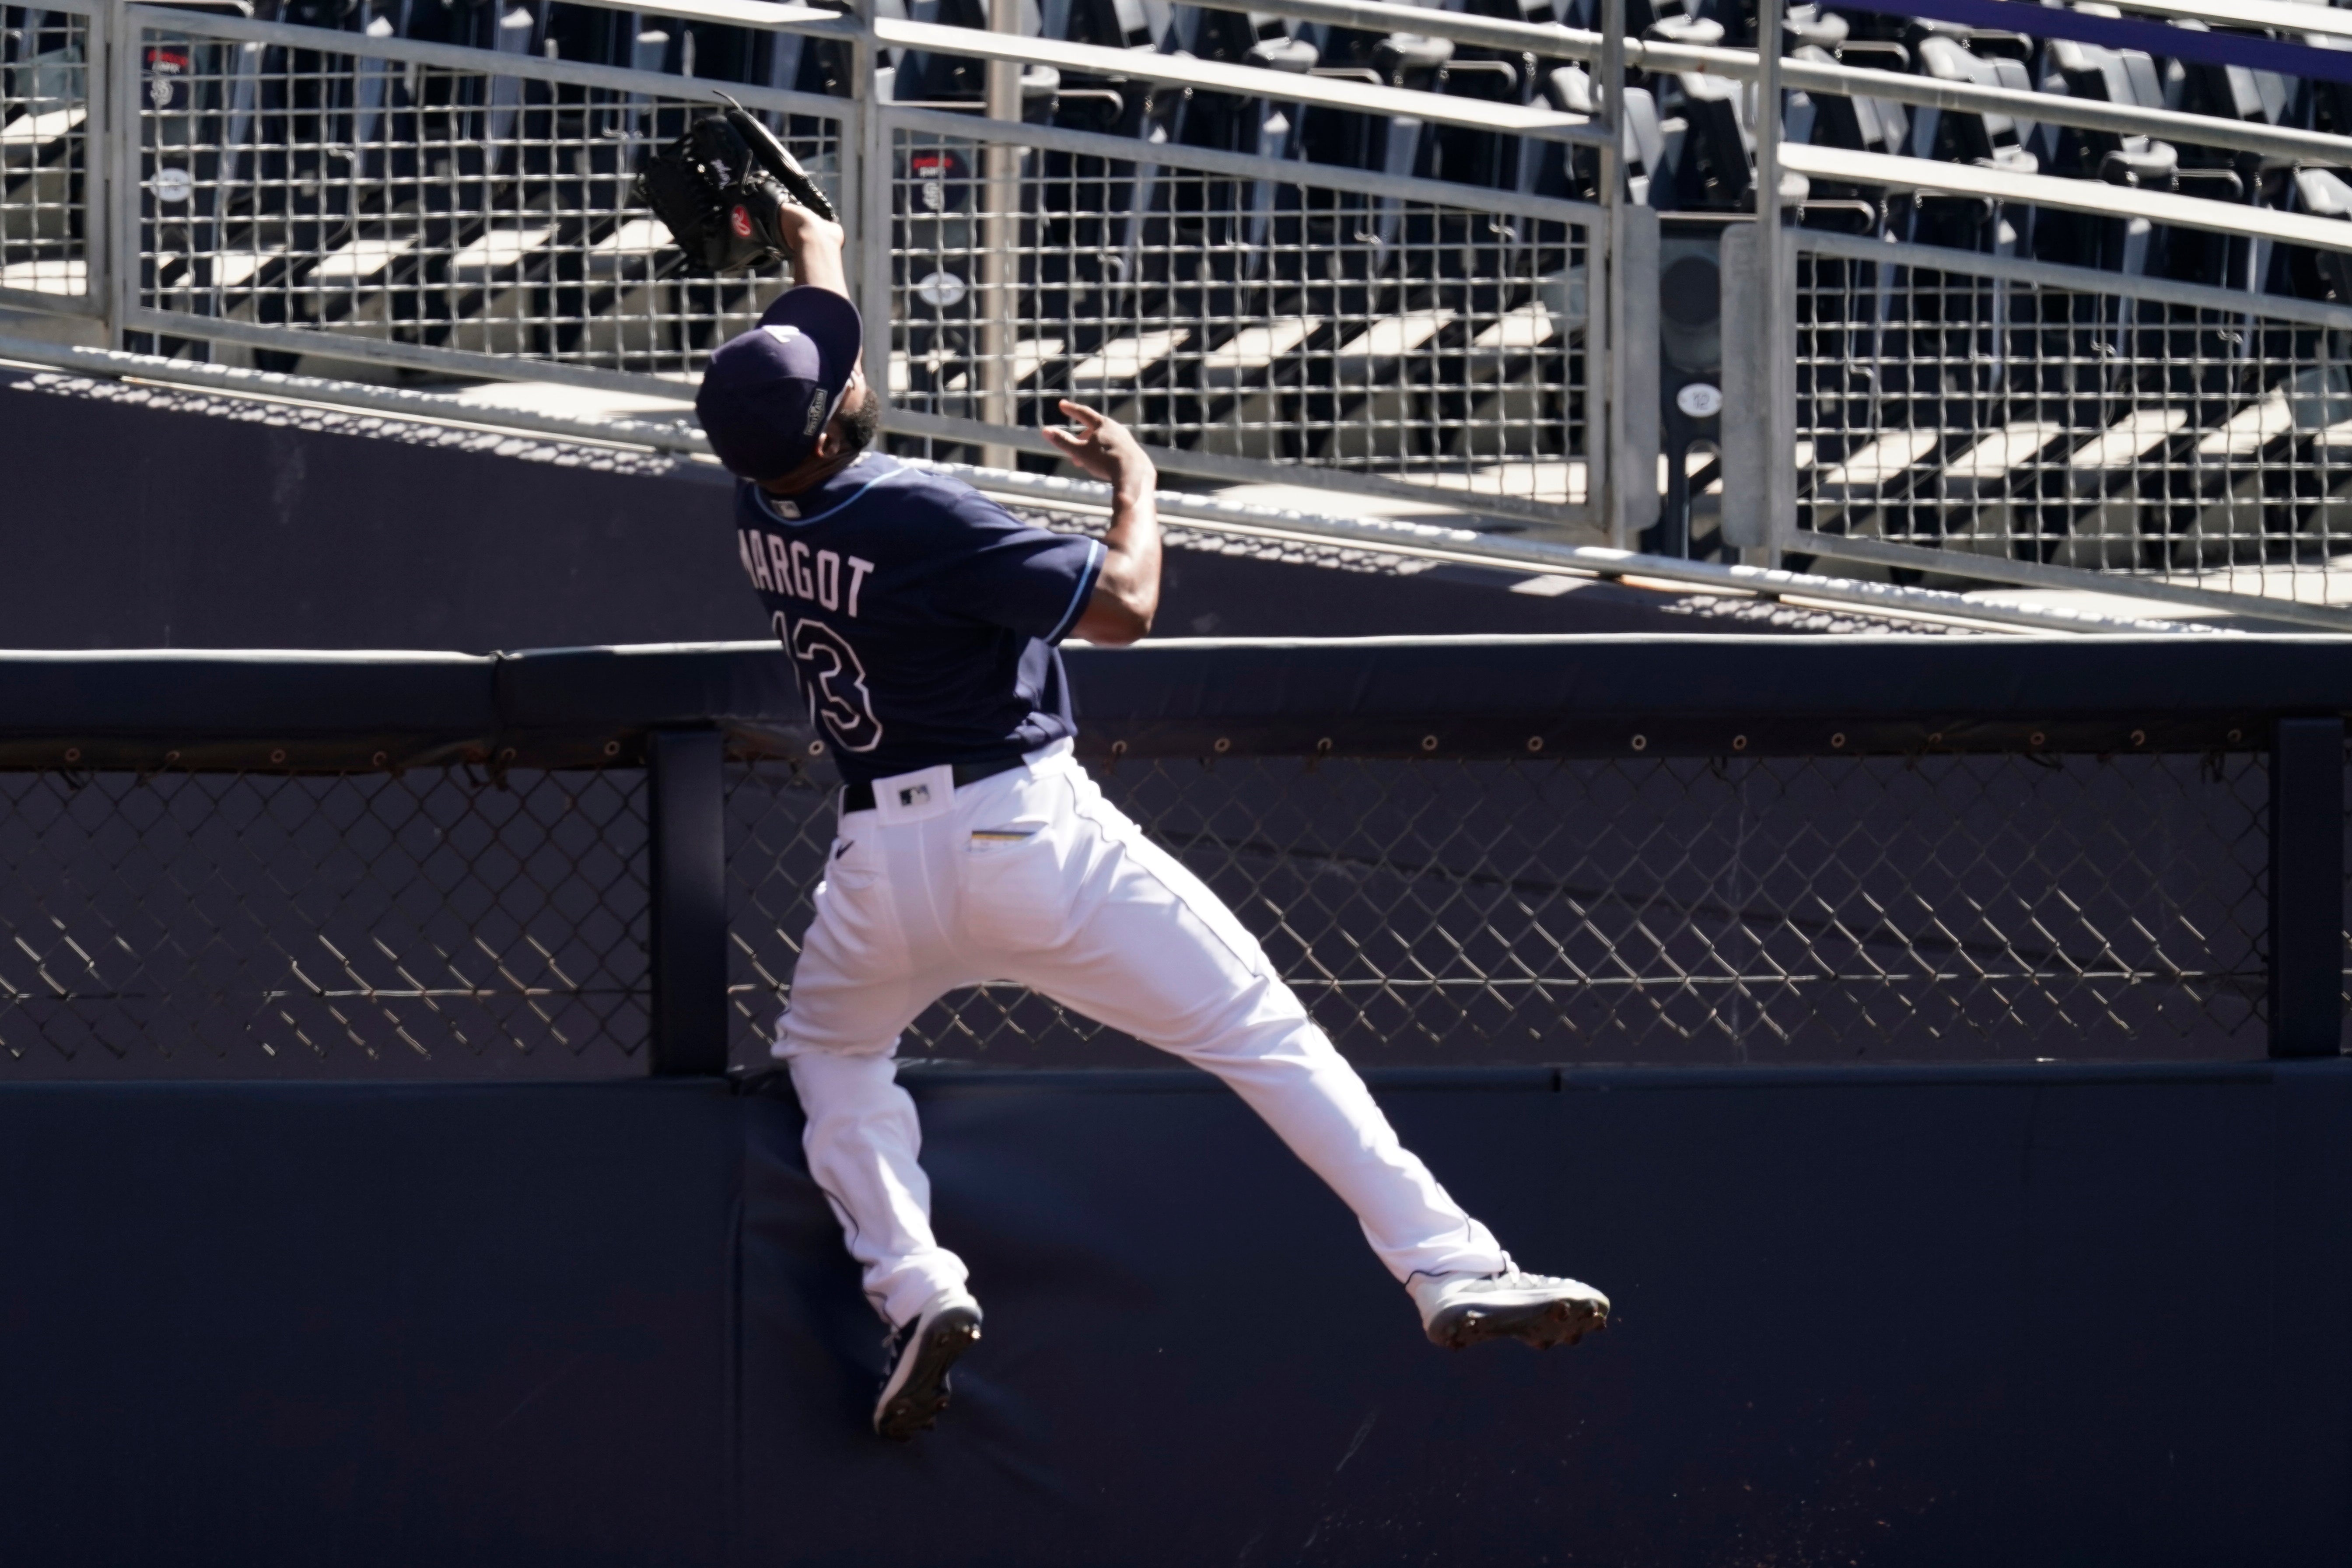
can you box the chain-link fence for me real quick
[0,763,649,1077]
[0,0,94,313]
[1791,230,2352,612]
[883,110,1592,514]
[126,7,844,382]
[0,736,2296,1079]
[723,747,2277,1073]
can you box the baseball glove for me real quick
[634,99,837,276]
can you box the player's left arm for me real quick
[1044,401,1159,646]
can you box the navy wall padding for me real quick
[0,1081,738,1568]
[1,634,2350,768]
[738,1063,2352,1566]
[0,373,1785,655]
[7,1067,2345,1564]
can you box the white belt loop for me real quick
[1022,738,1078,778]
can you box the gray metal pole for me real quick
[852,0,894,376]
[1597,0,1624,546]
[980,0,1020,471]
[1752,0,1788,568]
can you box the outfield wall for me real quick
[3,1064,2343,1565]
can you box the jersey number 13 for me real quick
[777,612,884,753]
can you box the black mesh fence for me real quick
[722,749,2275,1073]
[0,640,2331,1077]
[0,765,648,1077]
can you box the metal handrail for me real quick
[114,0,2352,179]
[873,18,1613,148]
[1783,142,2352,253]
[882,102,1606,224]
[119,4,851,118]
[1076,0,2352,168]
[1796,227,2352,330]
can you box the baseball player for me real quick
[696,204,1610,1442]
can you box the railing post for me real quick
[978,0,1021,472]
[2269,716,2345,1060]
[648,728,728,1076]
[1614,204,1660,547]
[1751,0,1791,570]
[1595,0,1624,546]
[850,1,894,412]
[104,0,138,347]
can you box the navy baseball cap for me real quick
[696,286,864,482]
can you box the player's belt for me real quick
[840,754,1027,814]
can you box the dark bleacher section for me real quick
[804,0,2352,563]
[17,0,2352,570]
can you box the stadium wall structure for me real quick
[0,363,1854,651]
[0,1063,2347,1566]
[0,638,2347,1561]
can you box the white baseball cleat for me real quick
[1410,1268,1610,1350]
[874,1286,984,1441]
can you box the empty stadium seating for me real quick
[12,0,2352,578]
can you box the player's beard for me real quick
[840,392,882,455]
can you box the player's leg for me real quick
[776,811,986,1433]
[958,758,1606,1346]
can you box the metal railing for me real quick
[0,0,96,315]
[0,640,2342,1079]
[119,6,845,382]
[18,0,2352,595]
[880,107,1596,514]
[1784,232,2352,623]
[0,0,1644,532]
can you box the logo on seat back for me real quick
[897,783,932,808]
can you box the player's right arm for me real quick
[1046,401,1160,647]
[773,200,849,298]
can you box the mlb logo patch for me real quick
[897,783,932,808]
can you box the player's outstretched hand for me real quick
[1044,401,1155,492]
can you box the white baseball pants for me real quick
[774,741,1508,1328]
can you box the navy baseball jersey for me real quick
[734,455,1104,785]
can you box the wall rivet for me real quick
[603,740,622,758]
[1630,735,1647,752]
[1830,733,1846,749]
[808,739,826,756]
[2228,728,2242,745]
[269,749,287,765]
[372,751,388,768]
[63,748,80,764]
[1731,735,1747,752]
[2029,731,2045,748]
[1526,736,1544,753]
[1214,737,1231,753]
[2130,730,2146,747]
[1421,735,1438,752]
